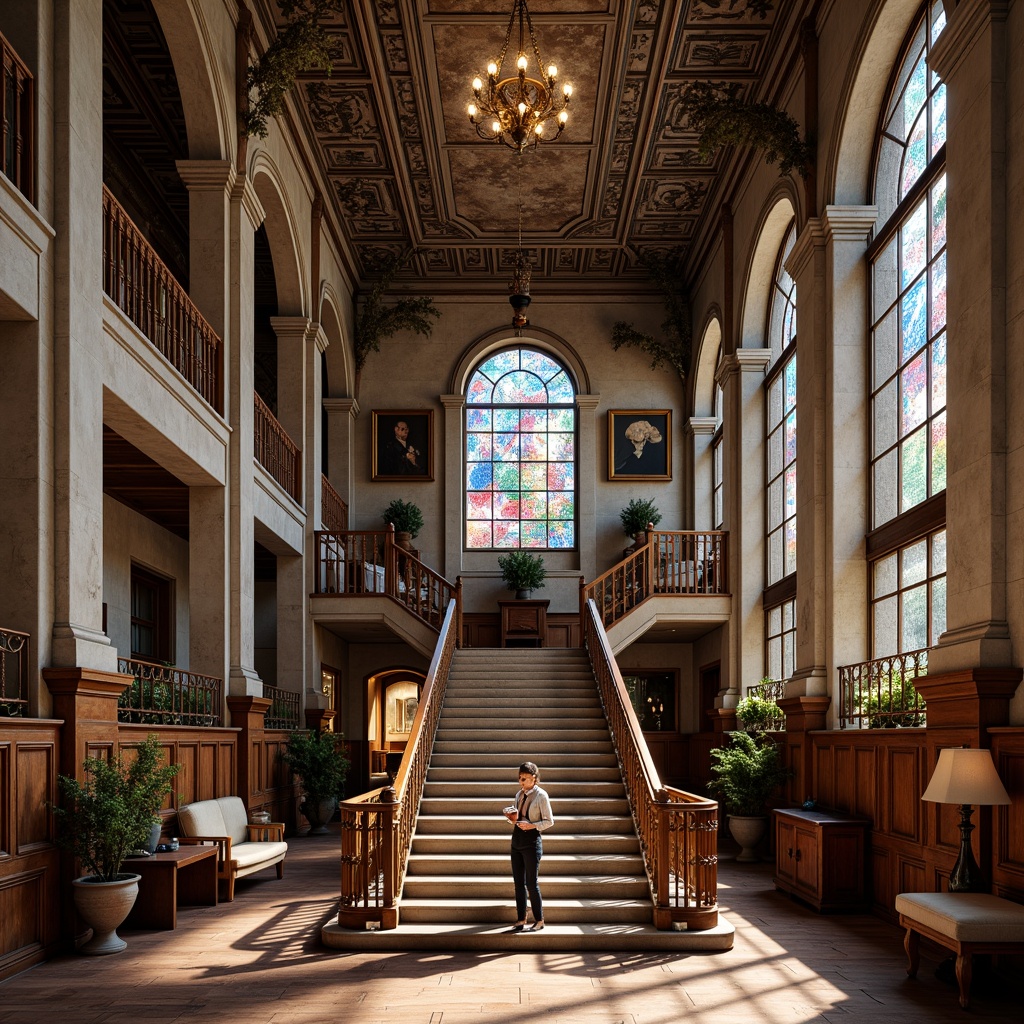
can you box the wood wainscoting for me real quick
[461,612,580,649]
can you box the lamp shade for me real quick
[921,747,1011,805]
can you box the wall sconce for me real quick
[921,747,1010,892]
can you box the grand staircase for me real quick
[324,647,733,951]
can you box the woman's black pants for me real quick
[511,834,543,922]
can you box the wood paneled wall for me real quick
[461,612,581,649]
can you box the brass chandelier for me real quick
[467,0,573,152]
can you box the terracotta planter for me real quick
[395,531,414,551]
[727,814,768,863]
[72,873,140,955]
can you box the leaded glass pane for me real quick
[494,370,545,404]
[493,522,520,547]
[931,576,946,644]
[902,583,928,650]
[521,349,561,378]
[902,539,927,587]
[548,521,574,547]
[931,411,947,493]
[901,427,927,511]
[478,350,518,379]
[520,433,547,461]
[875,378,898,458]
[901,352,927,436]
[468,493,492,519]
[521,522,547,547]
[521,463,547,490]
[495,408,520,431]
[874,308,898,389]
[549,462,574,490]
[901,200,927,287]
[549,492,573,518]
[548,408,574,431]
[931,332,946,409]
[901,276,927,362]
[548,433,574,461]
[519,408,544,431]
[874,552,897,598]
[493,463,519,490]
[874,595,898,655]
[494,433,519,461]
[931,530,946,574]
[467,408,491,430]
[467,462,492,490]
[931,251,946,336]
[467,522,492,548]
[874,450,898,525]
[784,517,797,576]
[467,377,492,404]
[547,371,575,404]
[521,493,546,519]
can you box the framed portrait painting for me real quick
[608,409,671,481]
[372,410,433,482]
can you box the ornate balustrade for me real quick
[314,527,462,638]
[335,598,459,928]
[101,186,222,412]
[748,678,785,702]
[263,683,300,730]
[117,658,223,727]
[583,530,727,630]
[0,626,29,717]
[838,648,928,729]
[321,473,348,531]
[254,391,302,502]
[583,599,719,930]
[1,30,33,203]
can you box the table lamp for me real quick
[921,747,1010,893]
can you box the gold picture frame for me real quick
[608,409,672,481]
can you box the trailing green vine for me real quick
[354,251,442,374]
[242,0,340,139]
[678,81,813,179]
[611,248,691,382]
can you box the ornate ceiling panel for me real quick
[291,0,801,293]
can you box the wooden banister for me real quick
[583,599,719,930]
[320,474,348,531]
[1,30,34,203]
[254,391,302,502]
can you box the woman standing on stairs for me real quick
[504,761,554,932]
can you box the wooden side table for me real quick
[123,845,219,929]
[498,599,549,647]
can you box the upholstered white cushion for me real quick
[233,841,289,872]
[896,892,1024,942]
[216,796,249,846]
[178,799,228,839]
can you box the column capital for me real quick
[717,348,770,384]
[323,397,359,419]
[230,175,266,229]
[821,205,878,243]
[930,0,1011,83]
[785,217,828,280]
[686,416,718,438]
[269,315,314,341]
[440,393,465,410]
[176,159,236,193]
[575,393,601,411]
[312,323,329,353]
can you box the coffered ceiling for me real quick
[291,0,806,294]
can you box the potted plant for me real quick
[619,497,662,549]
[736,692,786,733]
[708,730,791,863]
[282,729,351,835]
[51,734,180,954]
[497,550,546,599]
[382,497,424,551]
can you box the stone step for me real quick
[431,740,615,754]
[442,687,597,700]
[410,833,640,855]
[442,696,602,709]
[433,727,611,742]
[406,853,645,876]
[413,814,636,836]
[434,719,608,734]
[425,766,622,783]
[401,874,651,900]
[397,897,651,924]
[440,705,605,720]
[428,753,619,769]
[417,796,630,816]
[421,780,624,799]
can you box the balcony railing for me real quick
[117,658,223,727]
[254,391,302,502]
[748,678,785,702]
[583,530,727,630]
[838,648,927,729]
[583,599,719,930]
[102,185,223,412]
[0,626,29,717]
[321,473,348,532]
[1,30,34,203]
[263,682,300,730]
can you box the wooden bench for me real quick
[896,891,1024,1009]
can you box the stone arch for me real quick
[825,0,923,206]
[250,155,307,316]
[152,0,231,159]
[449,326,592,397]
[738,191,797,351]
[319,283,353,398]
[692,309,723,419]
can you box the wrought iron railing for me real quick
[838,648,927,729]
[748,678,785,702]
[314,527,462,638]
[1,30,33,203]
[263,682,300,730]
[583,599,719,930]
[0,626,30,717]
[102,185,222,412]
[742,677,786,731]
[117,658,223,726]
[321,473,348,532]
[254,391,302,502]
[335,598,459,928]
[584,530,727,630]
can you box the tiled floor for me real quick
[2,827,1020,1023]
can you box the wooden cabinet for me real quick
[774,808,868,912]
[498,599,549,647]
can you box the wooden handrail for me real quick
[101,185,222,412]
[320,473,348,531]
[583,599,719,930]
[254,391,302,502]
[1,30,34,203]
[314,528,462,641]
[335,598,459,928]
[584,530,728,630]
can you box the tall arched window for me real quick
[465,347,576,549]
[869,0,947,658]
[764,221,797,683]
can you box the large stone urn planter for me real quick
[727,815,768,863]
[72,873,141,954]
[301,796,338,834]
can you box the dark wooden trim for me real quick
[866,491,945,560]
[763,572,797,610]
[866,145,946,262]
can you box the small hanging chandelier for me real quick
[468,0,573,152]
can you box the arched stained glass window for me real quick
[465,347,576,549]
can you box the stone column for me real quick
[50,0,116,671]
[928,0,1013,673]
[716,349,770,703]
[440,393,465,582]
[576,394,602,581]
[323,397,359,516]
[687,417,718,531]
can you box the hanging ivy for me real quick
[678,81,813,179]
[242,0,340,139]
[610,248,691,383]
[354,251,442,374]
